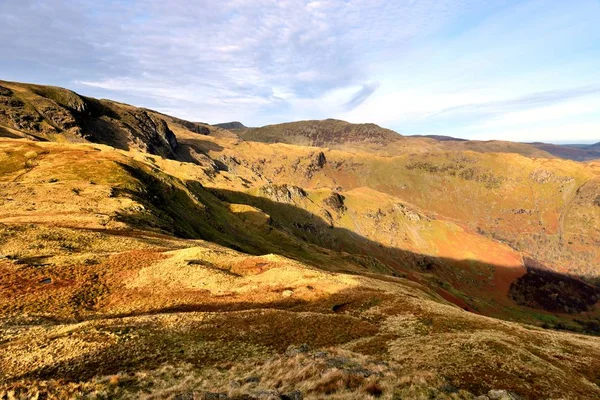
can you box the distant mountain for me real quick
[410,134,467,142]
[587,141,600,151]
[213,121,248,130]
[239,118,402,147]
[529,142,600,161]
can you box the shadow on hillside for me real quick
[175,142,225,166]
[205,187,600,334]
[105,162,600,335]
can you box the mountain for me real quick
[529,142,600,161]
[239,118,403,148]
[213,121,248,130]
[409,134,468,141]
[1,81,600,399]
[588,141,600,151]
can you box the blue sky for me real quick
[1,0,599,143]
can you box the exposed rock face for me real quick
[323,192,346,214]
[486,389,523,400]
[0,81,180,158]
[127,110,178,157]
[393,203,422,221]
[258,184,307,203]
[216,155,241,172]
[305,151,327,178]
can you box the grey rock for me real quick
[259,184,307,203]
[174,392,196,400]
[244,376,261,384]
[251,389,280,399]
[325,356,352,369]
[202,393,228,400]
[280,389,303,400]
[488,389,522,400]
[285,343,310,356]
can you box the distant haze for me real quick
[1,0,599,142]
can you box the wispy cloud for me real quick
[1,0,600,141]
[344,82,380,111]
[430,85,600,120]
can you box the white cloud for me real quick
[1,0,599,141]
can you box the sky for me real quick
[1,0,599,143]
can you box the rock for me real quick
[305,151,327,178]
[325,356,351,369]
[251,390,279,399]
[281,289,294,297]
[174,392,197,400]
[345,366,377,378]
[258,184,307,203]
[323,192,346,213]
[487,389,522,400]
[216,155,241,172]
[474,396,490,400]
[393,203,422,221]
[128,110,178,157]
[202,393,228,400]
[280,390,303,400]
[315,152,326,167]
[440,383,459,393]
[285,343,310,356]
[229,379,242,389]
[244,376,261,384]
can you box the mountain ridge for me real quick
[2,80,600,399]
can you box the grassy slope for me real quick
[190,133,600,281]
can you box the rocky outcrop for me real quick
[126,110,178,157]
[323,192,346,214]
[258,184,307,203]
[0,81,181,158]
[305,151,327,178]
[476,389,523,400]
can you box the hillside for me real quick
[213,121,248,130]
[240,119,558,159]
[588,141,600,151]
[239,119,403,148]
[0,80,219,158]
[529,142,600,161]
[1,81,600,399]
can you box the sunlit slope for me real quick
[188,133,600,281]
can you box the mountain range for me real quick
[1,80,600,399]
